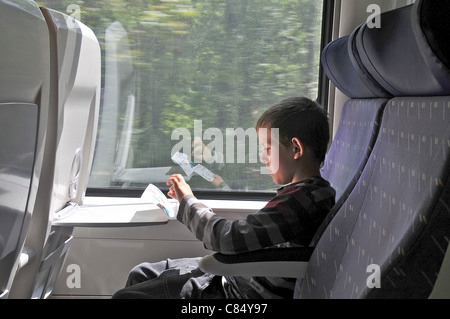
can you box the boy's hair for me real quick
[256,96,330,164]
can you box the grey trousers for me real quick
[112,257,227,299]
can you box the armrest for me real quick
[199,247,313,278]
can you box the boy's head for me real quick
[256,96,330,166]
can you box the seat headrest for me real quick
[321,36,390,98]
[352,0,450,97]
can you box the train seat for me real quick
[301,0,450,298]
[298,0,450,298]
[0,1,51,299]
[299,94,450,298]
[5,5,101,299]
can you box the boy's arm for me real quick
[177,191,307,255]
[170,174,334,255]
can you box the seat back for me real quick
[321,98,387,207]
[0,1,51,299]
[319,34,388,237]
[298,0,450,298]
[43,8,101,214]
[8,7,101,299]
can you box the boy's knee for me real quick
[126,261,167,286]
[111,288,127,299]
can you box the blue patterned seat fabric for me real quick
[300,97,450,298]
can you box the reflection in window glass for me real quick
[41,0,324,192]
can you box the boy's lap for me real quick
[112,257,224,299]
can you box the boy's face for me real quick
[258,128,297,185]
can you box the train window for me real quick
[40,0,325,196]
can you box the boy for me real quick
[112,96,335,299]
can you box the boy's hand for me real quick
[166,174,193,203]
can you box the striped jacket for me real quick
[177,176,336,298]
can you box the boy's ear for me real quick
[291,137,303,159]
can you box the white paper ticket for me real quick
[171,151,194,176]
[193,164,215,182]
